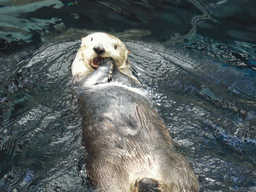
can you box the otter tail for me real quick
[135,178,162,192]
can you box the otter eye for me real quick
[114,44,117,49]
[91,37,93,41]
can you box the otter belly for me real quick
[74,59,198,192]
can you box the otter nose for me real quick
[93,43,105,55]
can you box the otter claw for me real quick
[108,63,114,82]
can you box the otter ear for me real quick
[81,37,87,46]
[127,49,131,54]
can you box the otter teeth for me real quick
[91,56,102,69]
[91,56,113,69]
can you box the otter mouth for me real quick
[91,56,113,69]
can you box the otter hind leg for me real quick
[135,178,162,192]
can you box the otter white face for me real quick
[71,32,133,81]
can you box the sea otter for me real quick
[72,32,198,192]
[71,32,139,84]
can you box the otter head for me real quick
[72,32,133,81]
[81,32,129,70]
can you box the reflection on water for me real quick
[1,0,256,51]
[129,37,256,191]
[0,0,256,191]
[0,41,91,191]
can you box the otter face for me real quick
[71,32,131,80]
[81,32,129,69]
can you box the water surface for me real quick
[0,0,256,191]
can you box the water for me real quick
[0,0,256,191]
[0,41,89,191]
[127,38,256,191]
